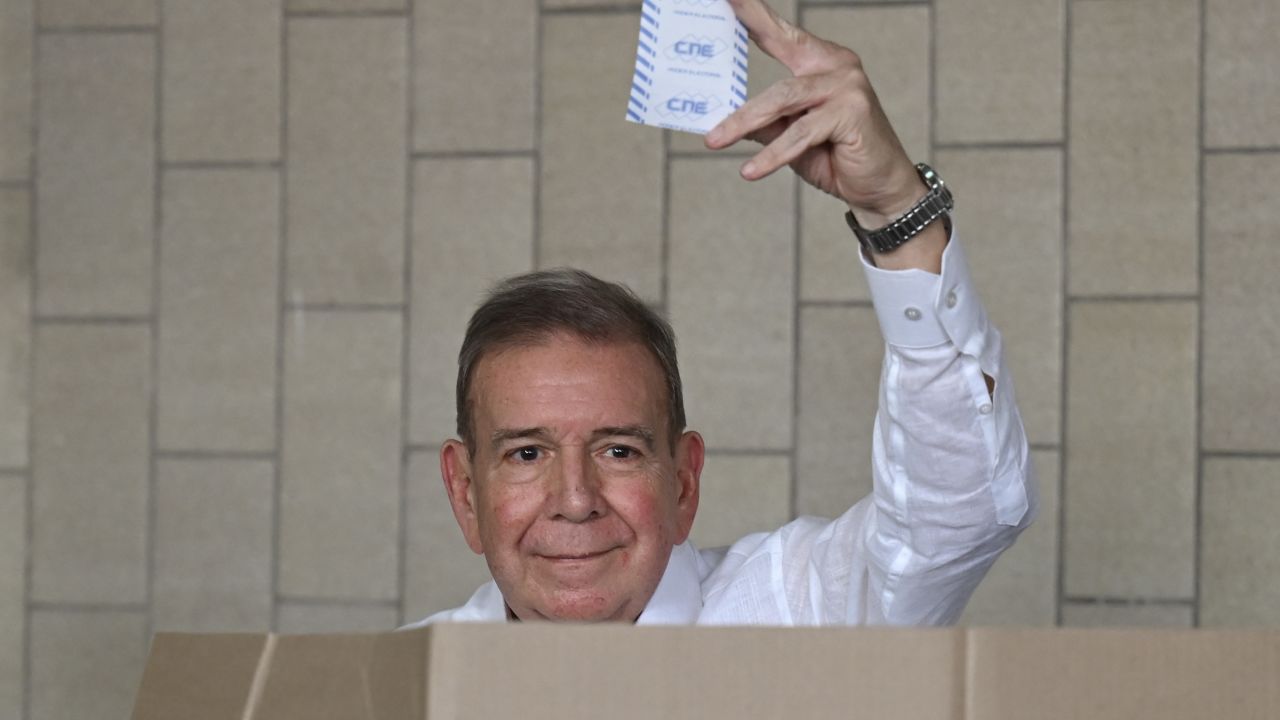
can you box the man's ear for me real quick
[440,439,485,555]
[672,430,704,545]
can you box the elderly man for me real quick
[404,0,1035,628]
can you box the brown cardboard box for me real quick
[132,624,1280,719]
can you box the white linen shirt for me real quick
[404,230,1037,629]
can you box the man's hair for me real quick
[456,268,686,452]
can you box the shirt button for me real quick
[904,307,922,321]
[946,291,958,308]
[979,403,993,415]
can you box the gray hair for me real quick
[456,268,686,452]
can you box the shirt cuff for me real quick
[859,224,990,356]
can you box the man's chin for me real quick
[519,590,637,623]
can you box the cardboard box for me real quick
[132,624,1280,719]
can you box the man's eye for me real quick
[607,446,635,459]
[514,447,540,462]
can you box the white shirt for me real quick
[404,231,1037,629]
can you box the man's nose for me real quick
[549,450,606,522]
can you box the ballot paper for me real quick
[626,0,749,135]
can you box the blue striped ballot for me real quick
[626,0,749,135]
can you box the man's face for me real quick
[440,333,703,622]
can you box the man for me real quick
[404,0,1036,627]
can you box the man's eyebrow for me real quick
[593,425,656,450]
[489,427,553,449]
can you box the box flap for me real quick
[426,624,963,719]
[132,633,270,720]
[249,631,425,720]
[966,628,1280,720]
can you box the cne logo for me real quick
[665,35,728,63]
[657,92,722,121]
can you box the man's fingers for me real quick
[740,114,827,181]
[726,0,799,67]
[706,76,825,149]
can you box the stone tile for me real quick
[799,183,871,303]
[162,0,281,162]
[0,474,24,720]
[934,148,1063,445]
[795,306,880,517]
[540,13,664,303]
[1202,154,1280,452]
[1061,603,1194,628]
[288,0,405,12]
[153,458,274,633]
[690,454,792,550]
[0,0,33,180]
[409,158,534,445]
[1205,0,1280,148]
[961,450,1059,627]
[544,0,635,7]
[412,0,534,151]
[1067,0,1199,296]
[1063,302,1197,598]
[36,33,154,316]
[32,324,150,603]
[280,310,402,600]
[668,0,797,155]
[0,189,30,467]
[286,17,407,305]
[935,0,1065,143]
[799,6,929,164]
[158,169,279,453]
[668,159,794,451]
[29,610,148,720]
[403,450,493,623]
[277,603,400,634]
[38,0,155,27]
[1201,458,1280,627]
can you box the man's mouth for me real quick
[537,547,619,561]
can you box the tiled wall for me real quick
[0,0,1277,716]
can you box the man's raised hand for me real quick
[705,0,926,231]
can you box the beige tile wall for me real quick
[0,0,1277,715]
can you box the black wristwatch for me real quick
[844,163,953,254]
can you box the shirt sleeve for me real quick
[850,227,1038,625]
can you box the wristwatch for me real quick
[844,163,954,254]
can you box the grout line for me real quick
[1067,294,1200,303]
[789,0,806,521]
[284,8,408,19]
[660,129,671,314]
[1192,0,1207,630]
[404,443,442,455]
[532,5,545,272]
[1029,442,1061,452]
[1055,0,1072,629]
[34,314,151,325]
[36,24,156,35]
[154,449,277,461]
[1203,146,1280,155]
[704,448,794,458]
[798,298,874,308]
[397,4,415,628]
[28,601,151,613]
[1201,450,1280,460]
[144,15,163,647]
[934,141,1064,152]
[0,179,30,188]
[0,467,26,476]
[271,3,290,634]
[411,149,536,160]
[1061,596,1196,607]
[161,159,282,170]
[799,0,929,7]
[275,596,401,608]
[926,0,936,164]
[284,302,406,312]
[25,16,41,720]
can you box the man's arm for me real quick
[706,0,1036,625]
